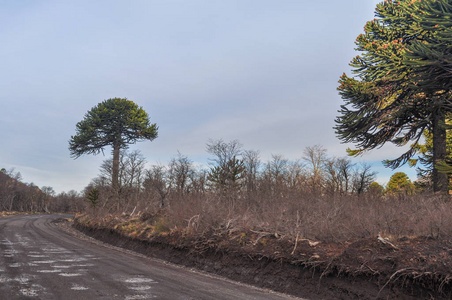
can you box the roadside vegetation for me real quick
[77,142,451,242]
[73,142,452,298]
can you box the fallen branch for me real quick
[377,234,398,250]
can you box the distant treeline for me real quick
[85,141,381,213]
[0,168,84,213]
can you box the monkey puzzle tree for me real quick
[335,0,452,194]
[409,125,452,181]
[404,0,452,90]
[69,98,158,192]
[404,0,452,176]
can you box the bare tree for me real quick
[302,145,327,194]
[124,150,146,189]
[168,152,194,195]
[324,157,355,195]
[287,160,306,191]
[324,158,340,195]
[262,154,289,194]
[243,150,261,194]
[41,186,55,213]
[206,139,243,167]
[144,165,169,208]
[353,163,377,195]
[94,150,146,211]
[337,157,355,194]
[51,190,84,212]
[189,168,208,194]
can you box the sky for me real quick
[0,0,418,193]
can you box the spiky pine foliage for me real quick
[336,0,452,193]
[69,98,158,191]
[208,156,246,191]
[405,0,452,90]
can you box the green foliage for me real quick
[410,123,452,179]
[386,172,414,195]
[69,98,158,158]
[86,188,99,208]
[368,182,384,195]
[153,217,170,233]
[403,0,452,90]
[69,98,158,190]
[208,156,246,190]
[335,0,452,193]
[206,139,246,191]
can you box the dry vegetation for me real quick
[79,142,452,243]
[2,141,450,297]
[75,191,452,299]
[73,142,452,298]
[0,168,85,213]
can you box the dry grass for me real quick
[85,191,452,243]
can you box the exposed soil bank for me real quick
[73,217,451,299]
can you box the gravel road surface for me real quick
[0,214,296,300]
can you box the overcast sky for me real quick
[1,0,418,193]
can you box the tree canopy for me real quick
[69,98,158,191]
[335,0,452,194]
[386,172,414,195]
[404,0,452,90]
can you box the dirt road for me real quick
[0,214,296,300]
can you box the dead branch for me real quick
[377,234,398,250]
[291,233,299,255]
[378,268,414,297]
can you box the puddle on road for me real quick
[0,239,13,246]
[11,274,35,284]
[19,288,39,297]
[58,273,82,277]
[122,276,157,300]
[31,260,56,264]
[4,249,20,255]
[129,286,152,291]
[125,278,155,284]
[125,295,156,300]
[9,263,21,268]
[19,283,44,297]
[0,233,161,299]
[59,258,87,262]
[37,269,62,273]
[51,265,72,269]
[71,284,89,291]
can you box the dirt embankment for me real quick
[73,214,452,299]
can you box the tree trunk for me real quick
[432,110,449,194]
[112,144,120,192]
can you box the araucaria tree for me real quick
[69,98,158,192]
[335,0,452,194]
